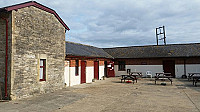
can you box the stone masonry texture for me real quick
[9,6,65,99]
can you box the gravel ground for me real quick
[0,77,200,112]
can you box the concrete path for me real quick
[0,77,200,112]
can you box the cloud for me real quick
[1,0,200,47]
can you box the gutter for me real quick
[0,17,8,99]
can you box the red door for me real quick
[107,61,115,77]
[163,60,175,78]
[81,61,86,83]
[94,61,99,80]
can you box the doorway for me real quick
[81,61,86,83]
[104,61,107,77]
[163,60,175,78]
[94,61,99,80]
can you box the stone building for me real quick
[0,1,69,100]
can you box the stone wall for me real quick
[10,6,66,99]
[0,12,12,99]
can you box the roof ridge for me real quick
[66,41,101,49]
[0,1,70,30]
[66,41,114,58]
[103,42,200,49]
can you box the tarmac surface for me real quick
[0,77,200,112]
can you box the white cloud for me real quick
[1,0,200,47]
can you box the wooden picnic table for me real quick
[121,75,137,84]
[155,72,173,85]
[192,76,200,87]
[188,73,200,81]
[129,72,143,78]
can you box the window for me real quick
[40,59,46,81]
[75,60,79,76]
[118,61,125,71]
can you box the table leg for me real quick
[193,78,195,85]
[136,76,137,83]
[168,78,172,85]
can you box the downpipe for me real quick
[0,17,9,99]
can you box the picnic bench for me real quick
[192,76,200,87]
[188,73,200,81]
[129,72,143,78]
[155,72,173,85]
[121,75,137,84]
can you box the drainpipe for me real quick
[0,17,8,99]
[69,60,71,87]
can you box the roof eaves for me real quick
[1,1,70,30]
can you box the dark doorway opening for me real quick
[163,60,175,78]
[104,61,107,77]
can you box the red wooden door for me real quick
[94,61,99,80]
[163,60,175,78]
[107,61,115,77]
[81,61,86,83]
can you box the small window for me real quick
[118,61,125,71]
[40,59,46,81]
[75,60,79,76]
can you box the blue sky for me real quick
[1,0,200,48]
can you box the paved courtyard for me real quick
[0,77,200,112]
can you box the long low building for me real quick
[65,41,114,86]
[103,43,200,78]
[1,1,200,101]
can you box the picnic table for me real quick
[129,72,143,78]
[155,72,173,85]
[188,73,200,81]
[121,75,137,84]
[193,76,200,87]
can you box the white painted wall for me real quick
[86,67,94,83]
[186,64,200,74]
[115,64,200,78]
[99,65,104,80]
[64,61,70,86]
[68,67,81,86]
[64,63,106,86]
[175,65,184,78]
[114,65,163,77]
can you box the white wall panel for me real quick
[115,64,200,78]
[114,65,163,77]
[64,61,70,86]
[99,65,104,80]
[175,65,184,78]
[186,64,200,74]
[69,67,81,86]
[86,66,94,83]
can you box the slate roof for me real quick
[103,43,200,59]
[66,41,113,58]
[0,1,70,30]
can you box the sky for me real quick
[1,0,200,48]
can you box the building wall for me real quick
[114,65,163,77]
[86,60,94,83]
[64,59,105,87]
[0,12,12,99]
[114,58,200,78]
[99,61,105,80]
[64,61,70,86]
[10,6,66,99]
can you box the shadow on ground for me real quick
[177,78,200,92]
